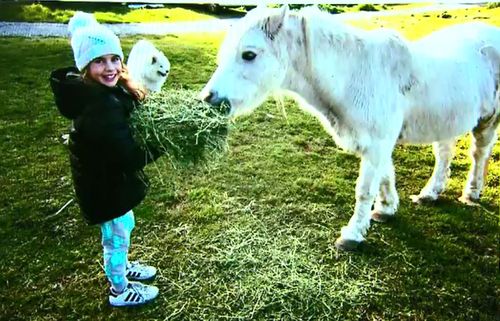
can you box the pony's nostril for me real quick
[202,91,230,114]
[204,91,217,104]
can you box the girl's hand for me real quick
[119,64,148,102]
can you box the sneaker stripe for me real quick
[129,293,137,302]
[126,271,146,279]
[125,292,133,302]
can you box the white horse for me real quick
[200,6,500,250]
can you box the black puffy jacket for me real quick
[50,67,158,225]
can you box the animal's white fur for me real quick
[201,6,500,245]
[126,40,170,92]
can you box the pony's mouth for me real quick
[218,100,232,116]
[209,98,232,116]
[157,71,168,77]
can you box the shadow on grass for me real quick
[365,196,498,319]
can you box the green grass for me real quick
[487,2,500,9]
[0,2,454,24]
[0,2,242,23]
[0,9,499,321]
[348,6,500,38]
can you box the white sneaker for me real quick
[126,261,157,281]
[109,282,159,307]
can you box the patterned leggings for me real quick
[100,210,135,293]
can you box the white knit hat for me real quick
[68,11,124,71]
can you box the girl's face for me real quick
[87,54,122,87]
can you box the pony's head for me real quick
[201,5,291,117]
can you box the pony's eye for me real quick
[152,56,157,64]
[242,51,257,61]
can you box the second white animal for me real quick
[127,40,170,92]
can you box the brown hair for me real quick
[81,60,147,102]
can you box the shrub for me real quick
[357,4,378,12]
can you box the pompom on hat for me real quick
[68,11,124,71]
[67,11,99,36]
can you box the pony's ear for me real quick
[262,5,288,40]
[280,5,289,22]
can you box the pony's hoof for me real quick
[334,237,360,251]
[458,195,480,207]
[410,194,436,204]
[371,212,395,223]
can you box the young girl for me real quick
[50,14,161,307]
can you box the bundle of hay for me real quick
[130,88,230,167]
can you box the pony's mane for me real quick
[226,6,356,50]
[246,6,406,49]
[242,6,415,103]
[297,6,406,47]
[296,6,346,29]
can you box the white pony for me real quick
[200,6,500,250]
[126,39,170,92]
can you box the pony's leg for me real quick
[335,142,392,251]
[459,115,499,205]
[410,139,455,204]
[371,160,399,223]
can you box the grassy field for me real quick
[0,2,435,24]
[348,4,500,39]
[0,2,240,23]
[0,5,499,321]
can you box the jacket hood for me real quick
[49,66,98,120]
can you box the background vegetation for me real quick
[0,1,243,23]
[0,1,432,23]
[0,3,498,321]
